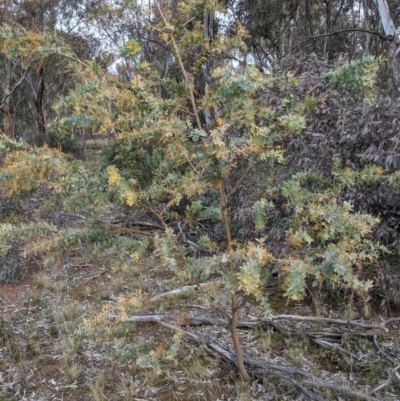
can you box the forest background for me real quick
[1,0,400,400]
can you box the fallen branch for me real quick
[126,314,270,330]
[127,221,164,230]
[148,281,219,302]
[266,314,400,333]
[100,219,165,230]
[125,314,382,355]
[109,280,219,303]
[111,287,399,334]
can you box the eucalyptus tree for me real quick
[225,0,398,76]
[0,0,100,144]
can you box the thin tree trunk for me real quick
[0,0,13,138]
[323,1,331,60]
[1,59,13,138]
[363,0,371,55]
[35,65,46,146]
[305,0,314,54]
[219,181,251,382]
[203,8,214,129]
[230,292,251,381]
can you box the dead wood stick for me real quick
[394,365,400,383]
[126,315,271,330]
[371,365,400,394]
[372,334,399,365]
[0,380,19,388]
[310,338,362,361]
[371,377,392,394]
[265,315,400,332]
[149,281,219,302]
[109,281,219,303]
[101,219,164,230]
[127,221,164,230]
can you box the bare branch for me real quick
[1,56,37,107]
[284,28,393,57]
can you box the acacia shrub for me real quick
[0,0,388,380]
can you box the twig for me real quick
[1,56,37,106]
[148,281,219,302]
[371,377,392,394]
[70,263,93,268]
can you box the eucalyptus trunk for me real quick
[374,0,400,90]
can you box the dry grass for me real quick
[35,272,52,290]
[61,361,82,382]
[58,335,82,363]
[117,375,136,401]
[90,373,106,401]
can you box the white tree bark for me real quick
[374,0,400,90]
[374,0,396,37]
